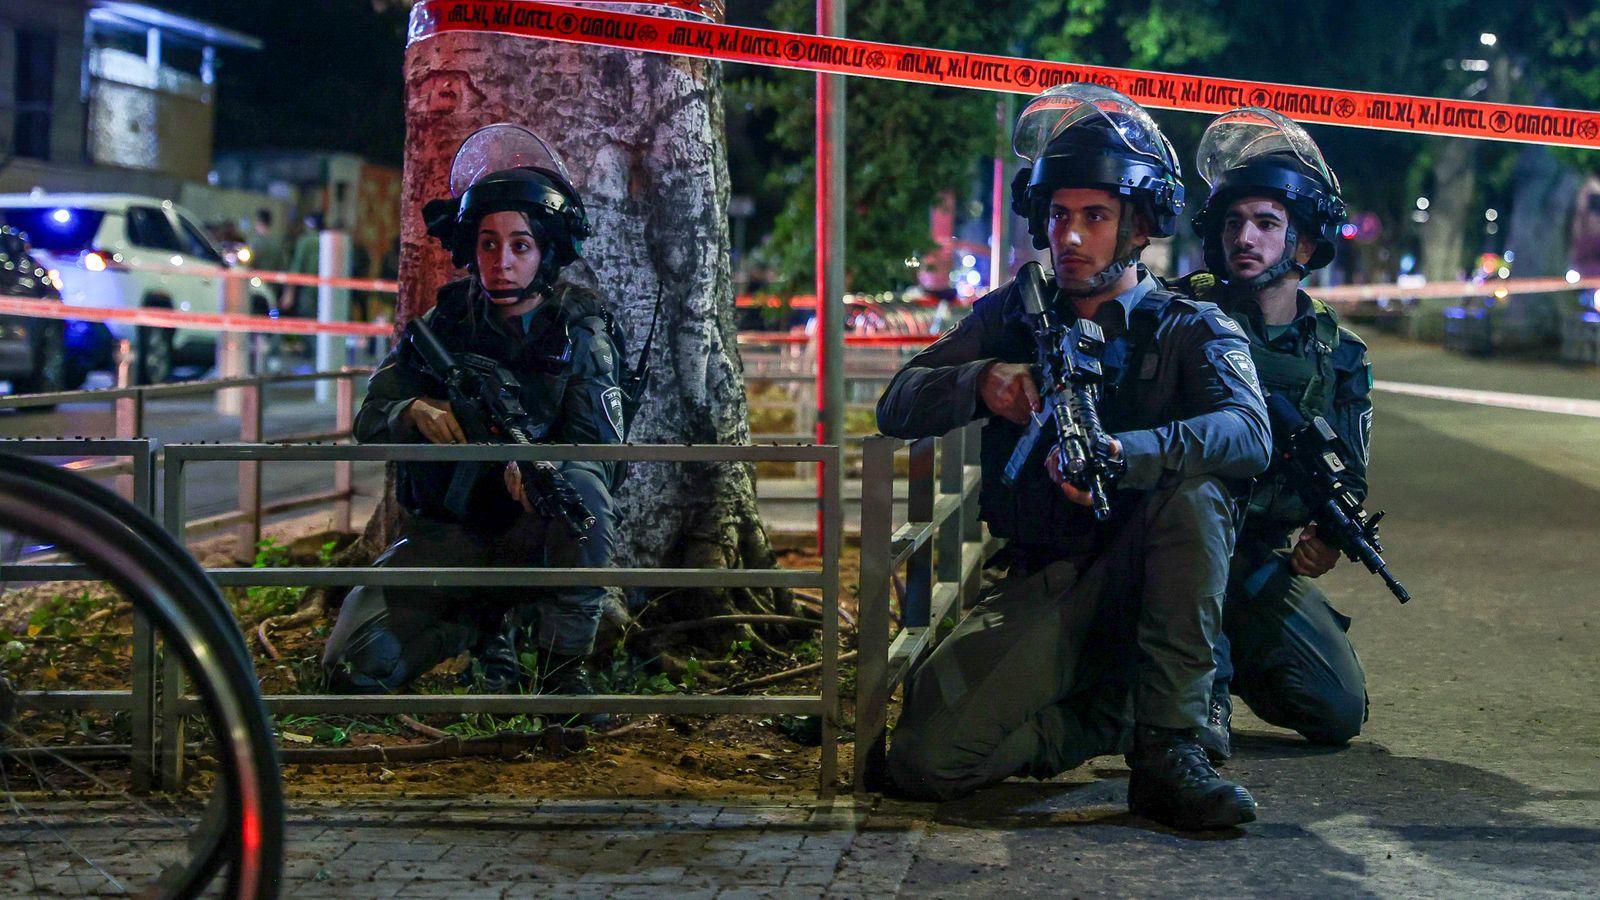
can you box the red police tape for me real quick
[0,297,392,337]
[408,0,1600,149]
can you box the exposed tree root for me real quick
[711,651,859,695]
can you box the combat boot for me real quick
[1127,725,1257,831]
[463,610,522,693]
[1197,679,1233,763]
[540,653,611,729]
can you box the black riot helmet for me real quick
[1191,108,1347,289]
[422,124,592,299]
[1009,84,1185,295]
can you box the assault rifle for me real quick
[407,317,597,542]
[1264,392,1409,603]
[1001,261,1124,521]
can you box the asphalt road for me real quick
[893,329,1600,896]
[0,382,387,529]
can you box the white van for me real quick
[0,193,264,383]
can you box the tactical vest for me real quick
[978,285,1192,558]
[1232,295,1342,528]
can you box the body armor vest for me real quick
[1232,296,1341,529]
[978,286,1191,558]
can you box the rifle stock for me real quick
[406,317,596,542]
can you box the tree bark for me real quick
[400,10,790,634]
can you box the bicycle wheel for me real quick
[0,452,283,898]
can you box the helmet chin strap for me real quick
[1236,222,1307,291]
[1057,201,1140,297]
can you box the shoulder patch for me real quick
[601,386,626,440]
[577,322,615,374]
[1200,308,1247,339]
[1221,347,1262,393]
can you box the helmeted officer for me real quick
[322,125,624,715]
[1185,108,1372,760]
[877,84,1272,831]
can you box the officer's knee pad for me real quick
[1300,689,1367,746]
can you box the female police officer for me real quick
[322,125,623,712]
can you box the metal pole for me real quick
[990,96,1013,290]
[816,0,846,549]
[216,274,249,415]
[316,230,351,403]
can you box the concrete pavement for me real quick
[5,331,1600,897]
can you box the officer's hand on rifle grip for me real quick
[406,397,467,445]
[503,462,535,513]
[980,362,1042,425]
[1290,523,1340,578]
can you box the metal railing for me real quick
[160,441,845,795]
[853,421,998,795]
[0,370,368,557]
[1,439,161,790]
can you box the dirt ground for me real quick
[1,516,868,800]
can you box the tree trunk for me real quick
[400,10,791,638]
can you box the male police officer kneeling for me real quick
[1185,109,1373,760]
[877,85,1271,831]
[323,125,623,716]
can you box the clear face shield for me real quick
[1012,83,1180,174]
[1195,107,1338,194]
[449,123,576,197]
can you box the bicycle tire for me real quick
[0,452,283,898]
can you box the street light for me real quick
[1480,32,1497,46]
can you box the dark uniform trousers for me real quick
[1217,544,1367,744]
[1209,290,1371,746]
[888,474,1236,802]
[323,466,615,694]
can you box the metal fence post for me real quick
[937,427,965,587]
[234,378,263,562]
[960,419,984,610]
[158,449,191,789]
[818,443,842,798]
[334,374,355,532]
[114,390,145,503]
[315,231,351,404]
[129,440,156,792]
[853,435,895,795]
[216,274,249,416]
[905,437,935,629]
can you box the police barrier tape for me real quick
[1318,276,1600,303]
[5,277,1593,343]
[408,0,1600,150]
[104,258,398,294]
[0,296,392,337]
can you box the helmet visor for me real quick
[1196,107,1338,192]
[1013,84,1177,173]
[449,124,576,197]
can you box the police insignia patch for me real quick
[1222,348,1261,392]
[602,387,626,440]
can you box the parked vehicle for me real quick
[0,225,86,399]
[0,194,271,384]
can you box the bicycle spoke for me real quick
[0,748,126,895]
